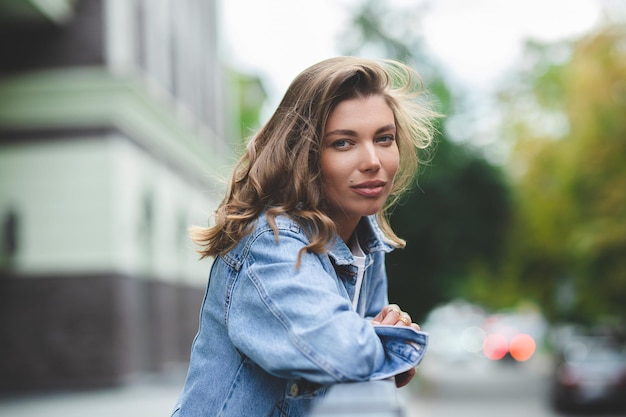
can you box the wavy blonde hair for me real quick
[191,56,438,261]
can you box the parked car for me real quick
[551,335,626,412]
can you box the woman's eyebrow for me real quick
[325,124,396,138]
[324,129,357,138]
[376,124,396,134]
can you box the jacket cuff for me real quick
[370,325,429,380]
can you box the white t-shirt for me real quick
[349,233,366,312]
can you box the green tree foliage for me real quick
[226,69,267,149]
[340,0,512,321]
[387,147,511,320]
[500,25,626,324]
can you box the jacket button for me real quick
[289,383,299,397]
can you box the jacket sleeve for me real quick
[226,226,426,384]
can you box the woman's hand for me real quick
[371,304,421,387]
[394,367,416,388]
[371,304,420,331]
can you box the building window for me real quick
[133,0,147,72]
[1,208,18,269]
[139,193,154,274]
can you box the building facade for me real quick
[0,0,234,390]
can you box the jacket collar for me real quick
[328,215,395,266]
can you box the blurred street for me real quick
[1,353,625,417]
[402,353,626,417]
[0,368,187,417]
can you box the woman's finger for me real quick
[395,312,411,326]
[380,309,401,325]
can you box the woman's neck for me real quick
[336,216,361,243]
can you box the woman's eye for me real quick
[331,139,351,149]
[376,135,395,144]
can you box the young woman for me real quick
[172,56,438,417]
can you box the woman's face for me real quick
[321,94,399,234]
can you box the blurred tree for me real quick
[339,0,512,321]
[499,24,626,324]
[226,69,267,148]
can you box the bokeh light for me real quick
[509,333,536,361]
[482,333,509,360]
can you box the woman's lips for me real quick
[351,180,387,197]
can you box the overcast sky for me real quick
[221,0,602,105]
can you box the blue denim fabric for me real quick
[172,214,428,417]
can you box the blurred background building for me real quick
[0,0,244,391]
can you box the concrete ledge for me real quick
[310,380,405,417]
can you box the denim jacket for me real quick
[172,213,428,417]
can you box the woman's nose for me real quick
[359,144,381,172]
